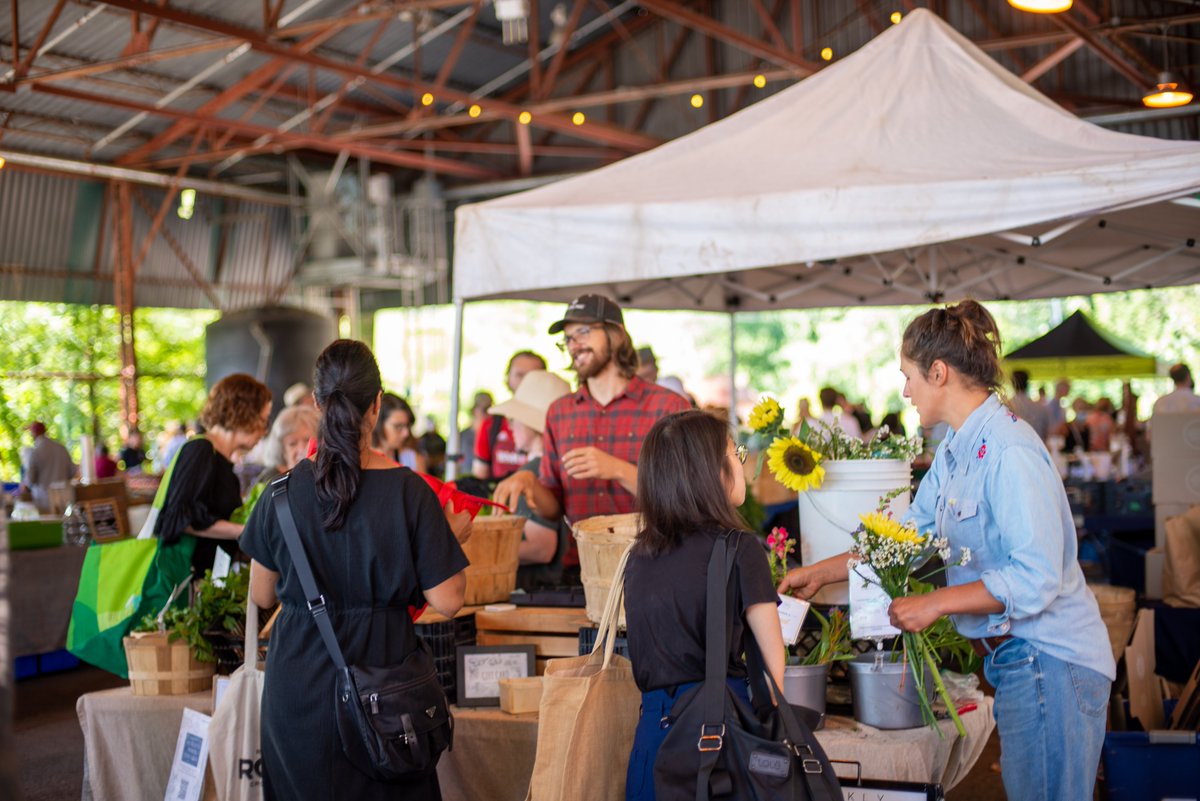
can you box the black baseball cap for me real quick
[547,294,624,334]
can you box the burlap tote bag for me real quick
[525,543,639,801]
[209,600,265,801]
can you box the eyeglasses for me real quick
[735,444,748,464]
[555,325,594,353]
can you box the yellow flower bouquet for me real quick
[745,396,922,492]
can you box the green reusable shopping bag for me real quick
[66,441,198,677]
[66,536,196,677]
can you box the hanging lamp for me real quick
[1143,29,1193,108]
[1008,0,1072,12]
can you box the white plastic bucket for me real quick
[797,459,911,604]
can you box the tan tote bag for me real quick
[525,543,640,801]
[209,599,265,801]
[1164,505,1200,608]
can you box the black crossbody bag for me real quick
[654,532,841,801]
[270,475,453,782]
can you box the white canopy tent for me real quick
[444,8,1200,473]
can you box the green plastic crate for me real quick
[8,519,63,550]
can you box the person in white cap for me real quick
[488,370,572,571]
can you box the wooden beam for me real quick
[14,0,67,79]
[132,189,223,310]
[537,0,588,101]
[1052,11,1154,90]
[100,0,658,153]
[10,0,19,75]
[1021,37,1084,83]
[515,120,533,175]
[17,39,239,86]
[38,84,502,179]
[637,0,818,74]
[527,0,542,98]
[750,0,789,50]
[633,22,694,130]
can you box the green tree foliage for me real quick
[0,302,216,479]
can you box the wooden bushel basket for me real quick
[1089,583,1136,662]
[122,631,215,696]
[461,514,524,605]
[574,513,639,626]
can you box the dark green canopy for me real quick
[1003,311,1160,380]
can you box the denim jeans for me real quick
[625,678,750,801]
[984,638,1110,801]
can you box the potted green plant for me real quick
[782,607,856,725]
[134,568,252,672]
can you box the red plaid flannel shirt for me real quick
[540,376,690,533]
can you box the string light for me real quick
[177,188,196,221]
[0,156,6,171]
[753,74,767,89]
[690,94,704,109]
[820,47,833,61]
[518,110,532,125]
[421,92,434,106]
[468,104,482,118]
[891,11,902,24]
[572,112,586,125]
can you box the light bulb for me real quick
[753,74,767,89]
[421,93,434,106]
[572,112,585,125]
[820,47,833,61]
[468,104,482,118]
[690,94,704,109]
[518,110,532,125]
[891,11,902,24]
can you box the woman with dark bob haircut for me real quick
[622,409,784,801]
[781,300,1114,801]
[240,340,467,801]
[146,372,271,575]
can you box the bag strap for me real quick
[270,474,347,671]
[743,624,839,801]
[694,532,737,801]
[590,541,635,668]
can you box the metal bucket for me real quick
[847,652,929,730]
[782,663,829,728]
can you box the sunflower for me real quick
[748,396,782,432]
[767,436,825,492]
[859,511,925,546]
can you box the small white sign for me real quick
[464,651,531,700]
[777,594,810,646]
[848,564,901,640]
[211,549,232,585]
[164,707,211,801]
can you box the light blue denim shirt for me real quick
[904,393,1116,680]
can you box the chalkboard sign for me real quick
[80,498,129,543]
[456,644,536,707]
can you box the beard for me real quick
[571,338,613,380]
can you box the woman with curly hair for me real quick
[146,373,271,574]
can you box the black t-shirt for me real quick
[154,437,243,575]
[623,526,777,692]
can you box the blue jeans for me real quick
[983,638,1110,801]
[625,677,751,801]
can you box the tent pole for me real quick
[445,298,466,481]
[729,311,737,423]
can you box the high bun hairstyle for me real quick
[901,300,1003,393]
[312,339,382,530]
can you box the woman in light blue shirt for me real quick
[781,300,1114,801]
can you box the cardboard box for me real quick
[1150,412,1200,506]
[498,676,544,714]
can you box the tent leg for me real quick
[729,312,737,423]
[445,298,466,481]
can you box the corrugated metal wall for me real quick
[0,169,295,310]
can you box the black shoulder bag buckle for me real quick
[269,474,453,783]
[653,531,842,801]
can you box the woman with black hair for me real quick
[374,392,426,472]
[240,340,468,801]
[623,409,784,801]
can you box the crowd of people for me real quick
[9,292,1200,801]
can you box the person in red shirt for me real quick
[94,443,119,479]
[472,350,547,481]
[495,295,690,570]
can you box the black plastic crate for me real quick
[1106,479,1153,516]
[578,626,630,659]
[416,614,476,704]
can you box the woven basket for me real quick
[574,513,639,626]
[461,515,524,605]
[1090,583,1136,662]
[123,632,214,696]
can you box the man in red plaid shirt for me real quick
[495,295,690,567]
